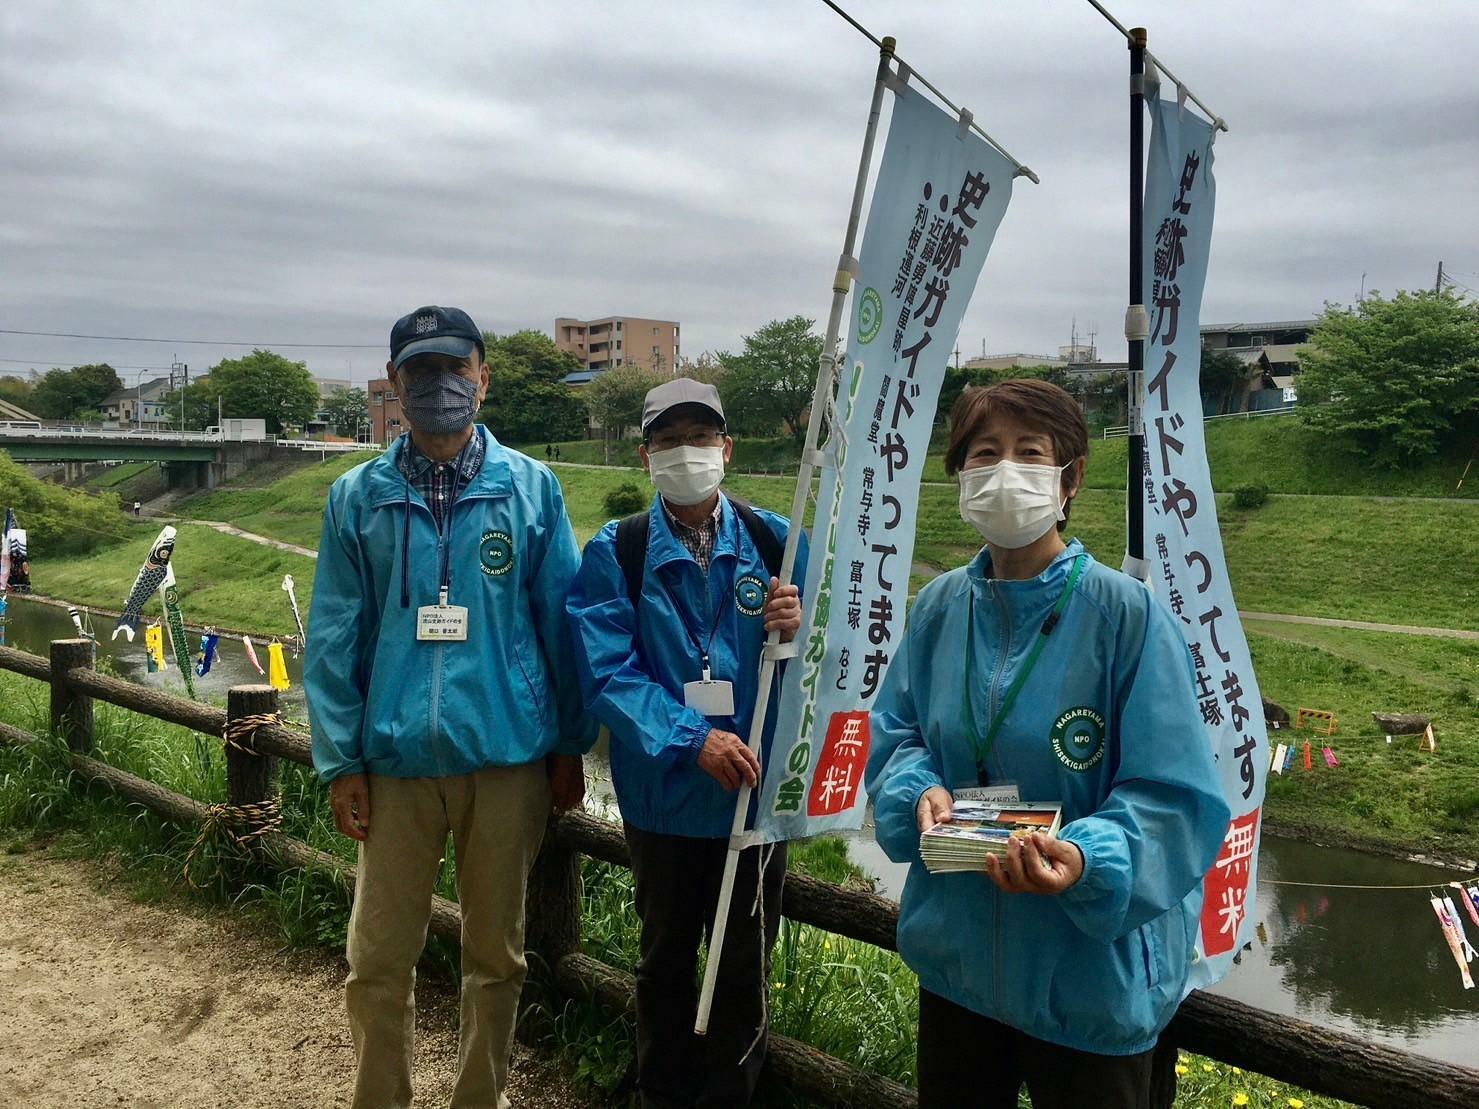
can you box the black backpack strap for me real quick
[725,494,785,581]
[614,511,650,612]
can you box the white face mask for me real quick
[958,459,1073,549]
[648,444,725,506]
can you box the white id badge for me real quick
[954,782,1021,804]
[417,603,469,642]
[683,679,735,717]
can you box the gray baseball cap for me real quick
[641,378,726,437]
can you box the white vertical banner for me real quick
[755,85,1017,842]
[1139,88,1266,989]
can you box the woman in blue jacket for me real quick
[865,380,1230,1109]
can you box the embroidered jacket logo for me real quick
[1050,706,1106,772]
[480,530,514,577]
[735,575,767,617]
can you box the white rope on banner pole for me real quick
[820,0,1041,183]
[1083,0,1231,132]
[692,32,900,1040]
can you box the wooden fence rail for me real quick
[2,640,1477,1109]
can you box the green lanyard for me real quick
[961,554,1085,784]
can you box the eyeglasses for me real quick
[647,429,726,451]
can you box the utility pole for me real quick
[1436,261,1445,294]
[170,358,188,431]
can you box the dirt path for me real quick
[1240,610,1479,641]
[135,509,320,560]
[0,848,594,1109]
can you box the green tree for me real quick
[321,387,370,438]
[676,352,726,387]
[1199,346,1248,416]
[206,350,319,434]
[0,374,36,413]
[718,316,823,444]
[476,330,588,444]
[161,374,224,430]
[583,364,661,461]
[483,329,581,383]
[28,363,123,419]
[1298,289,1479,467]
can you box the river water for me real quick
[3,593,1476,1067]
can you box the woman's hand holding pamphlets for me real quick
[919,798,1084,895]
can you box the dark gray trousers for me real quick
[917,988,1179,1109]
[624,824,787,1109]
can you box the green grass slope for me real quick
[35,521,316,636]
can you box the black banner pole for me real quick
[1125,26,1149,576]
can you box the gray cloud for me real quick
[2,0,1476,384]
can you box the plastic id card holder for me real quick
[417,603,469,642]
[683,678,735,717]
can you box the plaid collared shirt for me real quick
[663,496,723,574]
[397,431,486,534]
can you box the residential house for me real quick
[99,377,172,427]
[367,378,404,446]
[1200,319,1316,411]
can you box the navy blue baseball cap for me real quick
[389,305,484,369]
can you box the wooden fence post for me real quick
[519,811,583,1043]
[49,637,95,754]
[225,685,279,814]
[526,815,582,960]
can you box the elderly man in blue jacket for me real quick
[567,379,805,1109]
[306,305,593,1109]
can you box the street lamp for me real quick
[131,369,150,430]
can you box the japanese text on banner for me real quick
[755,85,1017,842]
[1139,91,1267,990]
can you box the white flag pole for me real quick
[694,33,898,1037]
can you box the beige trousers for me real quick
[345,763,550,1109]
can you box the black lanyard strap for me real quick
[657,567,726,676]
[399,439,470,608]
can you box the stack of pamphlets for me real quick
[919,800,1064,873]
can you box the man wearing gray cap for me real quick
[566,378,806,1108]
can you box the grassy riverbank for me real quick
[0,669,1349,1108]
[545,415,1477,498]
[17,433,1478,863]
[33,520,318,636]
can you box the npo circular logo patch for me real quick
[479,530,514,577]
[735,575,767,617]
[1051,706,1106,772]
[857,287,884,345]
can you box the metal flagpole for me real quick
[694,33,897,1037]
[1124,26,1149,579]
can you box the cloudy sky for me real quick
[3,1,1476,387]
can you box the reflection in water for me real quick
[2,594,307,714]
[1216,836,1479,1066]
[7,592,1477,1066]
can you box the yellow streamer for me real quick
[144,623,165,673]
[267,640,291,691]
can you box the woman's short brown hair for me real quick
[944,378,1089,528]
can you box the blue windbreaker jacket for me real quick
[566,493,807,837]
[305,427,595,782]
[865,540,1230,1056]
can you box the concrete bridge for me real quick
[0,427,372,489]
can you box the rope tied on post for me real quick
[223,711,283,754]
[182,796,283,887]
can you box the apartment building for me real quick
[555,316,680,382]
